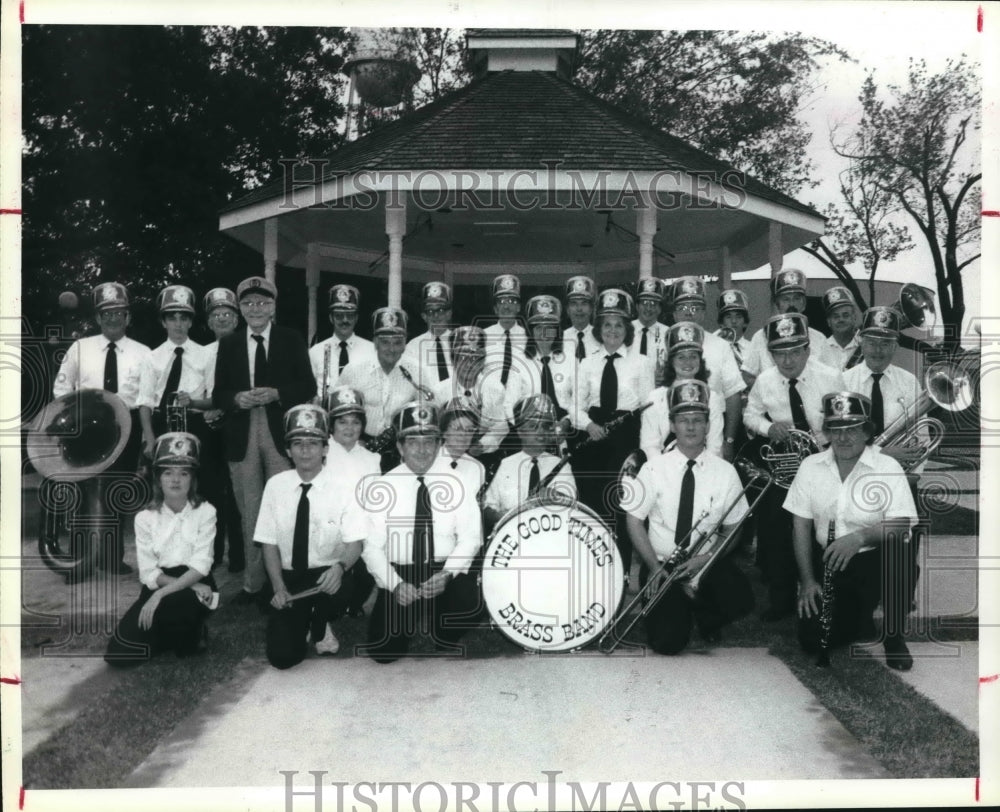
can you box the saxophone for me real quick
[398,364,435,401]
[816,519,836,667]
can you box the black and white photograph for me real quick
[1,0,996,809]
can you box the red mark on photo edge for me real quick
[981,674,999,683]
[978,6,984,32]
[983,211,1000,217]
[0,676,21,685]
[0,209,23,215]
[19,786,24,810]
[20,0,24,24]
[975,776,980,802]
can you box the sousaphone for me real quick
[26,389,132,575]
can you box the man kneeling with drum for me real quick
[361,402,483,663]
[482,394,577,535]
[621,380,754,654]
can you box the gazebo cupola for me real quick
[465,29,580,78]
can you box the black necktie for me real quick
[501,330,512,385]
[528,457,540,495]
[788,379,810,433]
[675,459,696,549]
[463,388,473,397]
[731,341,743,366]
[540,356,557,404]
[450,459,458,470]
[576,331,586,361]
[292,483,312,572]
[871,373,885,435]
[159,346,184,409]
[414,476,434,583]
[435,335,449,381]
[600,354,618,414]
[338,340,349,374]
[252,334,267,387]
[640,327,649,356]
[103,342,118,393]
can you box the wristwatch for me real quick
[725,437,736,445]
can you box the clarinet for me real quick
[816,519,836,667]
[321,343,332,405]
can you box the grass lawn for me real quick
[19,547,978,789]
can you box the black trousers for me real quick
[573,413,639,573]
[641,556,754,655]
[797,543,881,654]
[105,565,215,666]
[363,565,481,664]
[266,567,354,670]
[191,414,245,569]
[756,486,797,612]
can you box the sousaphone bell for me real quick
[26,389,132,574]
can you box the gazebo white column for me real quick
[386,196,407,308]
[264,218,278,283]
[636,194,656,279]
[769,222,783,275]
[305,243,320,344]
[719,246,732,289]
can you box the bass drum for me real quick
[481,498,624,652]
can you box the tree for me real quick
[828,58,981,345]
[22,25,351,339]
[574,30,850,195]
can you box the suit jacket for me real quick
[213,324,316,461]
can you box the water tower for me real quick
[343,28,421,141]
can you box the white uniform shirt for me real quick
[309,333,377,395]
[53,334,151,408]
[843,361,925,473]
[134,501,216,590]
[484,322,528,355]
[137,338,211,409]
[784,446,917,549]
[483,450,577,515]
[744,358,844,448]
[629,320,668,363]
[505,349,578,419]
[244,322,273,387]
[437,449,486,505]
[713,329,751,368]
[622,448,749,560]
[741,325,838,377]
[825,331,863,371]
[564,324,602,360]
[254,467,368,569]
[402,329,454,390]
[640,386,725,459]
[326,442,381,505]
[361,458,483,593]
[432,370,512,453]
[573,347,655,429]
[338,360,420,437]
[701,330,746,399]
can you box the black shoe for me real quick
[884,636,913,671]
[232,590,260,606]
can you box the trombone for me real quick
[598,459,772,654]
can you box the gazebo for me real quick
[219,30,825,340]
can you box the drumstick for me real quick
[285,586,321,604]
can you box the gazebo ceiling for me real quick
[220,68,825,285]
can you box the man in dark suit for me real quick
[213,276,316,605]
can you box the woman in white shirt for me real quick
[641,322,725,459]
[105,432,216,666]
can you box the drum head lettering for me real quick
[482,502,624,652]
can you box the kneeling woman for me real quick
[106,432,217,666]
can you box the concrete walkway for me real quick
[127,650,888,787]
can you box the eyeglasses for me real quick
[240,299,274,310]
[674,304,706,315]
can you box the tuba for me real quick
[874,359,973,471]
[894,283,937,332]
[26,389,133,575]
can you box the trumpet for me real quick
[874,359,972,472]
[598,459,772,653]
